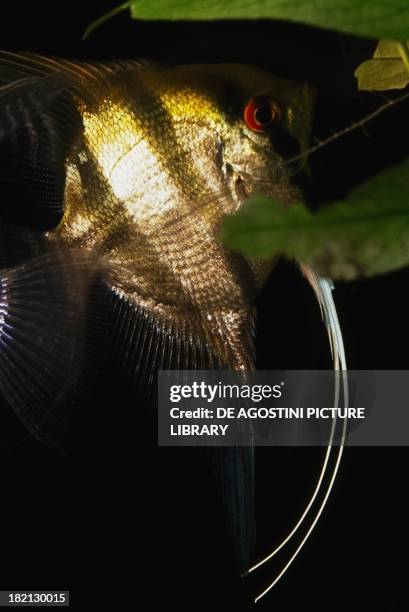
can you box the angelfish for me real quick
[0,53,346,595]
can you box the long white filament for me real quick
[250,269,348,602]
[248,410,336,573]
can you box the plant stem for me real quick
[83,2,130,41]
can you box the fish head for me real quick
[152,63,314,215]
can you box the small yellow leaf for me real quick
[355,58,409,91]
[355,40,409,91]
[373,40,402,58]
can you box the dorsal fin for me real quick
[0,51,145,87]
[0,72,67,137]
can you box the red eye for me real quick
[243,96,281,133]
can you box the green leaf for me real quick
[221,157,409,281]
[355,40,409,91]
[127,0,409,40]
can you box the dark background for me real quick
[0,2,407,610]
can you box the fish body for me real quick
[27,60,312,371]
